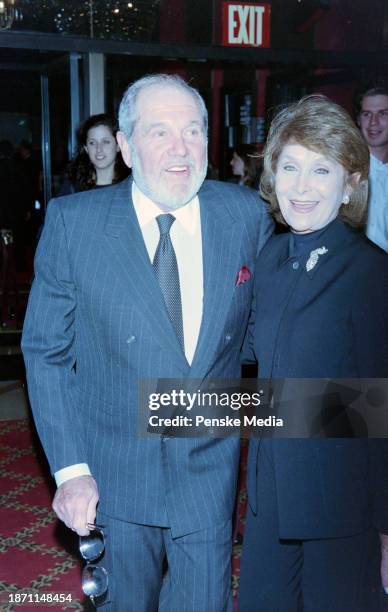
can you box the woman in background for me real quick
[60,113,128,195]
[230,144,262,189]
[238,95,388,611]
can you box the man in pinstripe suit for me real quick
[22,74,272,611]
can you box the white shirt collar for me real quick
[132,181,200,235]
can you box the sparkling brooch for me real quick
[306,247,328,272]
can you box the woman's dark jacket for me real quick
[244,219,388,539]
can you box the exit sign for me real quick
[222,2,271,48]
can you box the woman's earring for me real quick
[342,194,350,205]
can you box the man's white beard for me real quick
[131,147,208,210]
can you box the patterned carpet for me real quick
[0,418,247,611]
[0,419,88,611]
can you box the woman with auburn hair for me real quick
[60,113,128,194]
[238,95,388,611]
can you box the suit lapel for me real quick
[191,182,243,378]
[103,179,188,372]
[103,179,245,377]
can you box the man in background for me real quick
[356,83,388,252]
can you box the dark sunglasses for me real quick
[79,523,108,606]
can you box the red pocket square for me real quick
[236,265,252,286]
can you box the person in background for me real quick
[238,94,388,611]
[355,82,388,252]
[59,113,128,195]
[230,144,262,189]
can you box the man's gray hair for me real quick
[118,74,208,141]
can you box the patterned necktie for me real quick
[153,214,185,352]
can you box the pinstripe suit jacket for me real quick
[22,177,272,537]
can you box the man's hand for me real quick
[380,532,388,595]
[52,475,99,536]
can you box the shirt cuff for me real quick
[54,463,92,487]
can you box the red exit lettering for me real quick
[222,2,271,48]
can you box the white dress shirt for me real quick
[366,154,388,253]
[132,182,203,363]
[55,182,204,486]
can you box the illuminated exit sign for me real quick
[222,2,271,48]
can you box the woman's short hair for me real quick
[260,94,370,228]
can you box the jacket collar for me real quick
[104,178,189,371]
[189,180,243,377]
[103,178,244,375]
[278,219,357,278]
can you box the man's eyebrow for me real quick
[361,108,388,113]
[183,120,205,132]
[142,122,168,134]
[142,119,203,134]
